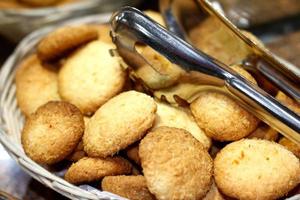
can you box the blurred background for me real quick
[0,0,300,199]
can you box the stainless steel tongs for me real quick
[110,7,300,144]
[160,0,300,103]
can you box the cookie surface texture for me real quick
[214,139,300,200]
[139,126,213,200]
[58,40,125,115]
[64,157,132,184]
[83,91,156,157]
[21,101,84,164]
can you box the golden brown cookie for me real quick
[64,157,132,184]
[83,91,156,157]
[139,127,213,200]
[18,0,60,6]
[58,40,126,115]
[279,137,300,158]
[37,25,98,62]
[21,101,84,164]
[126,144,140,166]
[214,139,300,200]
[101,175,155,200]
[96,24,112,44]
[136,46,183,89]
[15,54,60,116]
[230,65,257,84]
[154,101,211,149]
[66,141,86,162]
[190,91,259,141]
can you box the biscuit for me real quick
[101,175,155,200]
[139,127,213,200]
[21,101,84,164]
[279,137,300,158]
[190,91,259,141]
[66,141,86,162]
[136,46,183,89]
[83,91,156,157]
[64,157,132,184]
[37,25,98,62]
[58,40,126,115]
[96,24,112,44]
[19,0,60,6]
[15,54,60,116]
[126,144,140,166]
[154,101,211,149]
[230,65,257,84]
[214,139,300,200]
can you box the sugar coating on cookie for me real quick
[37,25,98,61]
[154,101,211,149]
[83,91,156,157]
[64,157,132,184]
[101,175,155,200]
[15,54,60,116]
[214,139,300,200]
[139,127,213,200]
[58,40,126,115]
[21,101,84,164]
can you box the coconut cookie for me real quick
[190,66,259,141]
[58,40,126,115]
[139,127,213,200]
[83,91,156,157]
[101,175,155,200]
[15,54,60,116]
[154,101,211,149]
[21,101,84,164]
[37,25,98,62]
[64,157,132,184]
[214,139,300,200]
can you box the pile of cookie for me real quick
[16,11,300,200]
[0,0,77,9]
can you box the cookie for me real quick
[101,175,155,200]
[64,157,132,184]
[126,143,140,166]
[83,91,156,157]
[203,180,224,200]
[66,141,86,162]
[15,54,60,116]
[139,127,213,200]
[58,40,126,115]
[37,25,98,62]
[247,124,278,141]
[21,101,84,164]
[214,139,300,200]
[154,101,211,149]
[279,137,300,158]
[136,46,183,89]
[96,24,112,44]
[276,91,300,114]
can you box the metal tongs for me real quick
[110,7,300,144]
[160,0,300,103]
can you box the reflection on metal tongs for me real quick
[160,0,300,103]
[110,7,300,144]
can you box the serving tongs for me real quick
[110,7,300,144]
[160,0,300,103]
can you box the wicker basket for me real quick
[0,14,127,200]
[0,12,300,200]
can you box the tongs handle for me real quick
[110,7,300,144]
